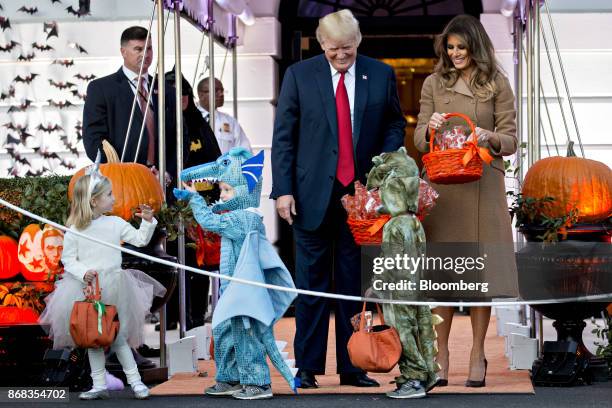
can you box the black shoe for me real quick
[339,373,380,387]
[296,370,318,389]
[155,321,178,331]
[465,358,487,388]
[137,344,160,358]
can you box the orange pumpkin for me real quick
[0,236,20,280]
[0,306,39,324]
[68,162,164,221]
[17,224,48,281]
[522,142,612,223]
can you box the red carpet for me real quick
[151,315,534,395]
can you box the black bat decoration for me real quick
[4,123,34,143]
[37,123,64,133]
[70,89,86,100]
[74,121,82,141]
[13,73,38,84]
[52,59,74,67]
[18,52,35,61]
[4,145,31,166]
[25,169,45,177]
[0,41,19,52]
[74,73,96,81]
[7,100,32,113]
[34,146,62,161]
[59,134,79,155]
[48,99,74,109]
[61,159,76,170]
[5,134,23,146]
[32,42,53,51]
[18,6,38,15]
[43,21,58,40]
[0,17,11,31]
[0,86,15,100]
[66,5,89,17]
[48,79,76,89]
[69,42,88,54]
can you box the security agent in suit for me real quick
[271,10,406,388]
[83,26,186,182]
[84,27,188,333]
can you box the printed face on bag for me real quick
[92,188,115,215]
[446,34,472,72]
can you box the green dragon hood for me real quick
[366,147,420,217]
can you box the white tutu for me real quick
[39,268,166,349]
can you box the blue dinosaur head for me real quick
[180,147,264,212]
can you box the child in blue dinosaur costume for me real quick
[174,147,297,400]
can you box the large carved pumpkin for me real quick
[17,224,48,281]
[522,142,612,223]
[68,162,164,221]
[0,236,20,280]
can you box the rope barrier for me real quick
[1,197,610,307]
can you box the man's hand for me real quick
[276,195,297,225]
[149,166,173,186]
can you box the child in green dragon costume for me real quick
[174,148,297,400]
[366,147,442,399]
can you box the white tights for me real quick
[87,336,141,389]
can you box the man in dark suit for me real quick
[83,26,183,180]
[83,26,186,332]
[271,10,406,388]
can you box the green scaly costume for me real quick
[366,147,442,389]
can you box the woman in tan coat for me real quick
[414,15,518,387]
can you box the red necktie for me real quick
[335,71,354,186]
[137,77,156,165]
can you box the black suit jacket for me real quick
[83,67,187,179]
[271,54,407,231]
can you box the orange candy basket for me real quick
[422,112,483,184]
[347,215,391,246]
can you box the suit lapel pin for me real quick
[362,75,367,80]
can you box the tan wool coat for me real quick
[414,72,518,297]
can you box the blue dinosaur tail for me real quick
[260,324,297,393]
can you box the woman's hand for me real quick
[135,204,154,221]
[83,270,97,283]
[473,127,500,149]
[428,112,447,132]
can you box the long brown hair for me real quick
[434,14,499,101]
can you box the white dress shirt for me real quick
[122,65,149,100]
[196,104,252,154]
[329,61,356,133]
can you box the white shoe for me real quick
[79,387,110,400]
[232,385,273,400]
[131,381,150,399]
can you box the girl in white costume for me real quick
[39,162,165,400]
